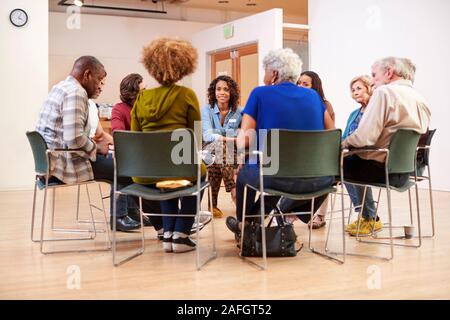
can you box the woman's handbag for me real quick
[240,215,302,257]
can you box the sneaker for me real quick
[349,218,382,237]
[172,236,196,253]
[190,211,212,234]
[163,236,173,252]
[345,217,365,232]
[212,207,224,218]
[225,216,241,235]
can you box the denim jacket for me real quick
[201,103,242,143]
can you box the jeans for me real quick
[236,164,335,222]
[160,192,204,234]
[90,154,134,218]
[344,155,410,219]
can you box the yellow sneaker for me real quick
[349,218,382,236]
[345,217,364,232]
[212,207,224,218]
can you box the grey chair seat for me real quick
[119,181,208,201]
[344,179,416,193]
[262,186,337,200]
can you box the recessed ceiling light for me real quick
[74,0,84,6]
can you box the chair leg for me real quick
[408,188,414,225]
[50,185,96,235]
[310,193,346,264]
[196,185,217,270]
[365,186,422,248]
[428,166,436,237]
[97,183,112,248]
[31,180,39,242]
[77,184,108,227]
[39,183,110,254]
[239,185,266,270]
[112,193,145,267]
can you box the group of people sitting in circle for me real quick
[36,36,430,254]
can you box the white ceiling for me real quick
[49,0,308,21]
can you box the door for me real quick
[210,43,258,108]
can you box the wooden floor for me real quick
[1,183,450,299]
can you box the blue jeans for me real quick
[160,192,203,234]
[345,183,377,219]
[236,164,335,222]
[344,155,410,220]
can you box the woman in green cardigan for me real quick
[131,37,205,253]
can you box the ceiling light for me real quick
[74,0,84,7]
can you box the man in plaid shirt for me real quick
[36,56,140,231]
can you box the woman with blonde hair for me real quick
[309,75,374,229]
[131,37,205,253]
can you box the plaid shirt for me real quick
[36,76,97,183]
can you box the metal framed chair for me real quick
[341,129,422,261]
[349,129,438,238]
[240,129,346,270]
[112,129,216,269]
[413,128,436,237]
[26,131,111,254]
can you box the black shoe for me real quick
[128,208,153,227]
[226,216,241,235]
[111,216,141,232]
[172,236,196,253]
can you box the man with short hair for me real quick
[36,56,140,231]
[342,56,431,236]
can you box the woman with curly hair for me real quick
[201,75,242,218]
[131,37,206,253]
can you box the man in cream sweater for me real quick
[342,57,431,236]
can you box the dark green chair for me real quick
[240,129,345,270]
[341,129,422,260]
[112,129,216,268]
[26,131,110,254]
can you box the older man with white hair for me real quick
[342,56,431,236]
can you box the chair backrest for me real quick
[26,131,49,175]
[113,129,198,179]
[262,129,342,178]
[387,129,421,174]
[417,128,436,167]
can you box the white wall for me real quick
[191,9,284,104]
[309,0,450,191]
[0,0,48,190]
[49,12,215,104]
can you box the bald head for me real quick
[70,56,106,99]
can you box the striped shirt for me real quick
[36,76,96,183]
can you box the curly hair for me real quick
[207,75,240,112]
[262,48,303,84]
[120,73,143,106]
[299,71,326,102]
[141,37,198,86]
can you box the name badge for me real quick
[229,119,237,123]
